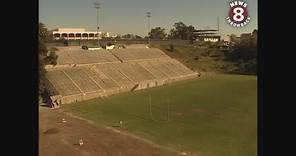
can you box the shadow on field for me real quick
[43,128,60,135]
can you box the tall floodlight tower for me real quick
[217,16,220,34]
[217,16,220,42]
[94,1,100,46]
[146,12,151,47]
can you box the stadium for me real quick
[40,1,257,153]
[45,46,200,107]
[40,44,257,156]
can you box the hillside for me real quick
[152,43,256,75]
[151,44,234,73]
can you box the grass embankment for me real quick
[152,44,236,73]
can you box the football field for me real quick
[62,74,257,156]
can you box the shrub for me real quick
[169,44,175,52]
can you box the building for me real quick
[220,34,231,42]
[202,36,220,42]
[101,32,110,38]
[51,28,104,40]
[193,29,221,42]
[230,35,240,44]
[240,33,252,41]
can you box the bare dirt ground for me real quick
[39,106,179,156]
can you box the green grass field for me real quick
[62,74,257,156]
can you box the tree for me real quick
[230,34,240,45]
[149,27,167,39]
[186,25,195,40]
[122,34,133,39]
[39,23,49,56]
[39,38,48,56]
[39,23,58,103]
[44,51,58,65]
[170,22,187,39]
[39,23,48,41]
[39,23,59,66]
[39,54,46,96]
[39,22,53,42]
[169,22,196,40]
[39,23,48,97]
[224,30,257,75]
[251,29,257,47]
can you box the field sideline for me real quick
[62,74,257,156]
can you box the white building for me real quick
[51,28,104,40]
[101,32,110,38]
[220,34,231,42]
[203,37,220,42]
[194,29,221,43]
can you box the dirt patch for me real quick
[43,127,60,135]
[39,106,180,156]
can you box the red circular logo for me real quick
[226,1,251,28]
[229,6,249,24]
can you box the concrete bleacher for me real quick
[54,47,169,66]
[109,48,168,62]
[82,66,119,90]
[159,59,191,76]
[168,60,195,75]
[150,60,180,78]
[112,62,156,83]
[125,44,148,49]
[45,46,199,105]
[96,63,135,88]
[55,46,120,65]
[137,61,170,80]
[63,68,102,93]
[46,70,82,96]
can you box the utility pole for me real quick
[146,12,151,47]
[94,1,100,46]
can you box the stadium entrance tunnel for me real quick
[131,84,139,91]
[50,95,62,108]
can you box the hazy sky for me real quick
[39,0,257,36]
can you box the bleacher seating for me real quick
[45,46,198,104]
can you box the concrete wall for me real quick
[47,71,199,105]
[54,73,198,105]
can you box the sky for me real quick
[39,0,257,36]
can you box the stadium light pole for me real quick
[94,1,100,46]
[146,12,151,47]
[217,16,220,34]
